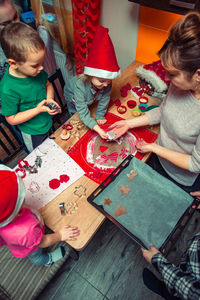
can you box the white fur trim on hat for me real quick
[0,165,25,228]
[136,66,168,93]
[84,66,121,80]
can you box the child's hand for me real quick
[45,99,61,115]
[36,99,61,115]
[96,119,107,125]
[59,225,80,241]
[135,139,154,153]
[93,124,108,139]
[108,120,129,139]
[141,244,160,264]
[99,131,109,139]
[36,100,49,113]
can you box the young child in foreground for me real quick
[64,25,121,139]
[0,22,61,152]
[0,165,80,266]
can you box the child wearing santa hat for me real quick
[0,165,80,266]
[64,25,121,139]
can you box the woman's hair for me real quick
[0,22,45,63]
[158,11,200,76]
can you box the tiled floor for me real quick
[37,211,200,300]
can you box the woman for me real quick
[110,11,200,193]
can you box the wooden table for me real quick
[40,61,161,251]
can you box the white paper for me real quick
[14,139,85,210]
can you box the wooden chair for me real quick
[0,115,26,164]
[48,68,69,131]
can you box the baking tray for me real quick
[87,155,195,250]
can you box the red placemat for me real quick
[68,112,158,184]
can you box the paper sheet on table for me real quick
[14,139,85,210]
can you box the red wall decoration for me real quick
[72,0,101,74]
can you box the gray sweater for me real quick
[146,84,200,186]
[64,76,111,129]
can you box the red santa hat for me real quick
[0,165,25,228]
[84,25,121,79]
[136,60,170,93]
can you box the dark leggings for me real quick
[146,153,200,193]
[143,268,181,300]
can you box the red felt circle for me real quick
[121,91,128,97]
[49,178,60,189]
[127,100,137,109]
[60,174,70,183]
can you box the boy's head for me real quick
[0,165,25,228]
[0,22,46,77]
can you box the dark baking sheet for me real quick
[87,155,193,249]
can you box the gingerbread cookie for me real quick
[119,185,131,195]
[104,198,112,206]
[114,205,127,217]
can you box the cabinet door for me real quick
[140,0,169,10]
[169,0,196,10]
[129,0,199,14]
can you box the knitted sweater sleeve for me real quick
[95,84,111,120]
[74,80,97,129]
[189,133,200,172]
[145,86,171,125]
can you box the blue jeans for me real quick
[28,248,53,266]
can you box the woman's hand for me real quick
[190,191,200,199]
[190,191,200,209]
[96,119,107,125]
[59,225,80,241]
[136,139,155,153]
[108,120,129,139]
[141,244,160,264]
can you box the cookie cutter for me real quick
[107,130,116,140]
[59,202,66,215]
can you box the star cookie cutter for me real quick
[74,185,87,198]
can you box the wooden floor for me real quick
[37,219,163,300]
[36,211,200,300]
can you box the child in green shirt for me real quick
[0,22,61,152]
